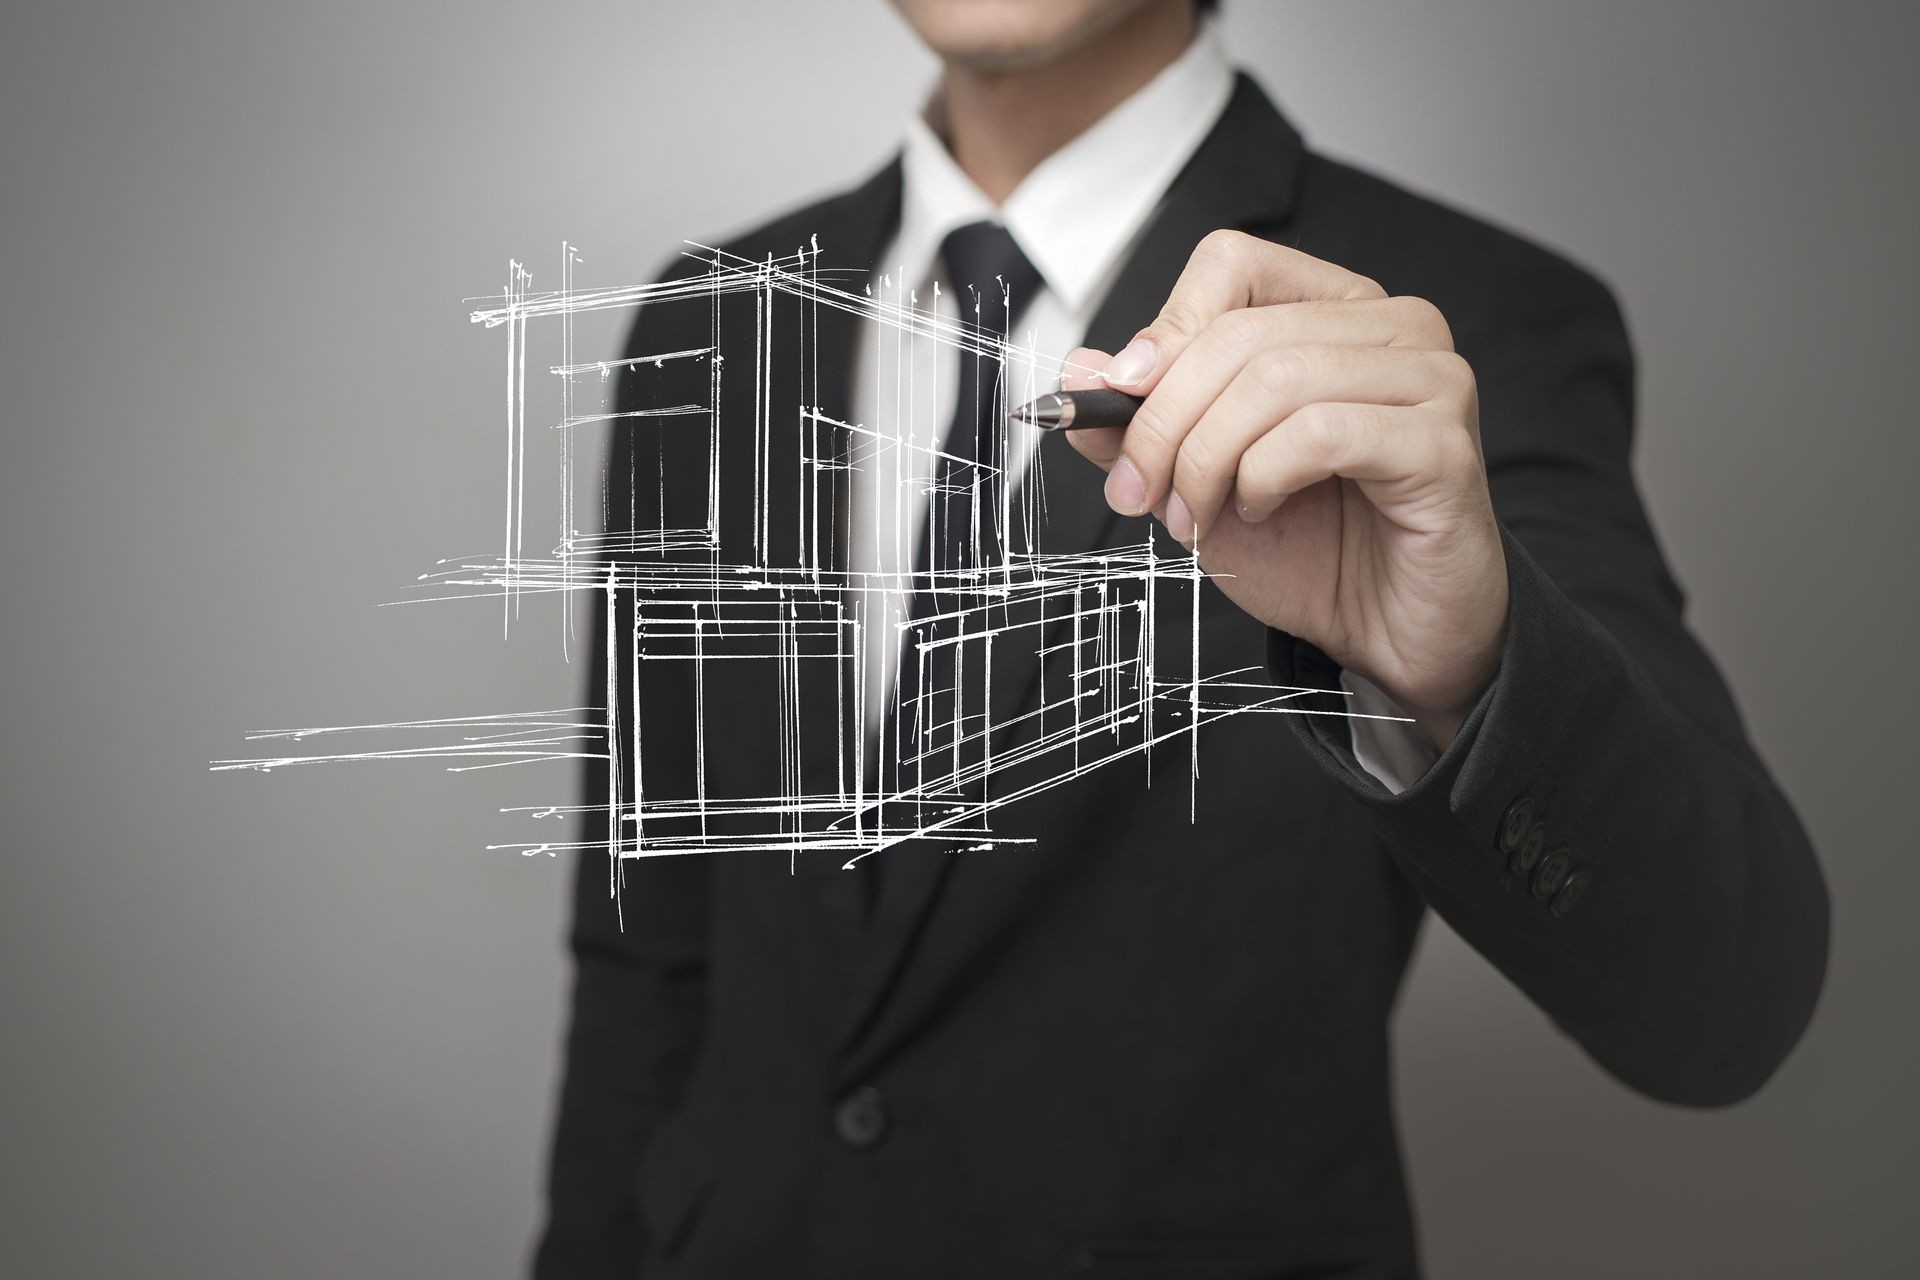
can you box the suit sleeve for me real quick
[1271,266,1828,1106]
[533,277,714,1278]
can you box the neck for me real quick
[936,1,1197,204]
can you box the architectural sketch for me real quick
[213,241,1404,874]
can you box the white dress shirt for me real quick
[847,28,1436,792]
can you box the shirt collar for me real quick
[893,23,1235,315]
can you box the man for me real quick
[536,1,1828,1276]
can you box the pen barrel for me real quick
[1056,387,1145,431]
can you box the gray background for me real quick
[3,1,1914,1275]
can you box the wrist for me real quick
[1383,541,1511,751]
[1353,622,1507,754]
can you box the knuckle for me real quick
[1344,272,1388,300]
[1248,343,1314,396]
[1195,228,1253,267]
[1176,429,1223,485]
[1290,400,1346,455]
[1422,300,1458,350]
[1392,295,1454,348]
[1428,348,1476,395]
[1206,307,1267,356]
[1144,299,1198,342]
[1438,416,1484,471]
[1125,398,1181,456]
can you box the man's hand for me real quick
[1063,230,1509,749]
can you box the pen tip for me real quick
[1012,393,1064,428]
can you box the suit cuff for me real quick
[1264,526,1672,918]
[1339,670,1439,795]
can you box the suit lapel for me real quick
[841,75,1311,1062]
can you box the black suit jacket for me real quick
[535,77,1827,1280]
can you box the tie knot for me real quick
[939,221,1042,334]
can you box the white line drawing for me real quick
[213,241,1407,878]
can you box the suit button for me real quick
[834,1086,889,1150]
[1551,869,1592,917]
[1497,796,1535,855]
[1532,849,1573,901]
[1510,823,1548,877]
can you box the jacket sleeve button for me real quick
[834,1086,889,1150]
[1497,796,1536,855]
[1510,822,1548,876]
[1550,869,1592,917]
[1532,849,1574,901]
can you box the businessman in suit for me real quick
[536,1,1829,1276]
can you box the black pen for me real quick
[1010,387,1144,431]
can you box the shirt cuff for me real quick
[1339,670,1439,796]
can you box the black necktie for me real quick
[875,223,1041,859]
[925,221,1044,582]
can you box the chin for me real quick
[889,0,1167,72]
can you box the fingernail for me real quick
[1235,501,1258,524]
[1165,491,1194,545]
[1102,337,1158,388]
[1105,456,1148,516]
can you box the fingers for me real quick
[1100,230,1387,393]
[1164,345,1472,541]
[1058,346,1110,392]
[1057,346,1126,471]
[1111,297,1451,518]
[1232,399,1483,527]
